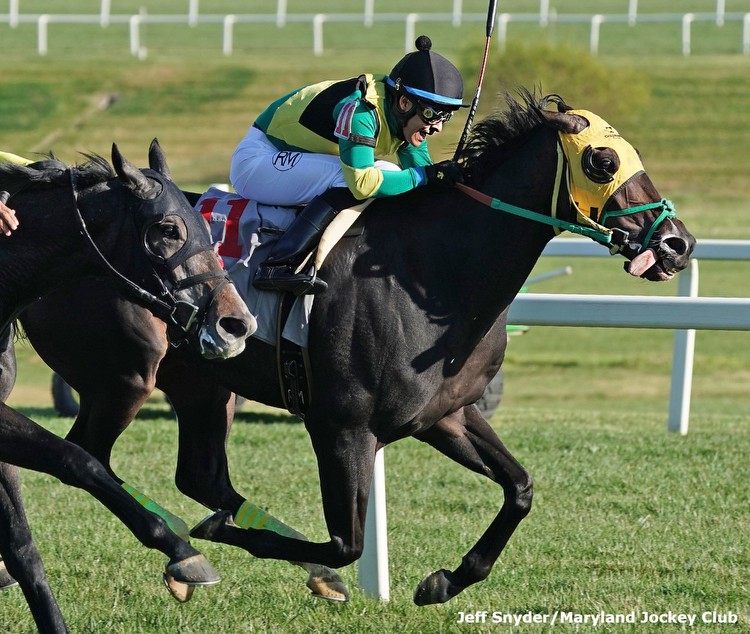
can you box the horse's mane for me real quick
[0,153,115,195]
[458,88,571,186]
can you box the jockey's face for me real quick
[398,96,444,147]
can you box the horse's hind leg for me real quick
[0,462,68,633]
[412,405,533,605]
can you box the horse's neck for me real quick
[423,128,560,337]
[0,188,121,328]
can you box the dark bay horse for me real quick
[18,93,695,604]
[0,141,255,632]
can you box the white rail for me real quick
[3,8,750,57]
[509,238,750,436]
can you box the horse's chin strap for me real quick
[454,143,676,255]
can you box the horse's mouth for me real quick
[624,248,675,281]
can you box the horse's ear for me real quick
[148,138,172,180]
[112,143,158,198]
[540,109,589,134]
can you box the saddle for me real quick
[196,188,366,417]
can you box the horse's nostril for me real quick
[219,315,251,339]
[664,236,687,256]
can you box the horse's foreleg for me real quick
[0,462,68,633]
[0,403,220,589]
[160,365,349,600]
[412,405,533,605]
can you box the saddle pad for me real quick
[196,188,368,347]
[195,188,311,347]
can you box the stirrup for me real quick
[253,264,328,296]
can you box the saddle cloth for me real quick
[195,188,368,347]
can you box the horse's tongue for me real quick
[628,248,657,277]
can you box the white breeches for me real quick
[230,126,397,206]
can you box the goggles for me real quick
[416,101,453,125]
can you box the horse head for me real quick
[107,141,256,358]
[539,100,696,281]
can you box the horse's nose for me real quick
[658,234,694,273]
[219,313,256,341]
[663,235,689,257]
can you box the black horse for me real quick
[18,93,695,604]
[0,141,255,632]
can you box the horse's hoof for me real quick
[163,572,195,603]
[305,566,350,602]
[165,554,221,587]
[413,569,459,605]
[0,561,18,590]
[190,509,233,541]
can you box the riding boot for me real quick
[253,194,344,295]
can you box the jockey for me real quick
[0,152,30,236]
[230,35,466,295]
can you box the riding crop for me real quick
[453,0,499,160]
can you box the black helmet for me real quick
[386,35,465,109]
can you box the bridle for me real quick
[456,129,677,255]
[68,168,231,346]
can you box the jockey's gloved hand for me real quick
[424,160,464,187]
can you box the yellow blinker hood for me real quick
[557,109,645,223]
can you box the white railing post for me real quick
[100,0,111,28]
[452,0,462,27]
[223,15,235,56]
[188,0,199,27]
[359,449,389,600]
[682,13,694,56]
[743,14,750,55]
[130,14,145,58]
[668,259,699,435]
[405,13,418,52]
[716,0,725,27]
[10,0,19,28]
[628,0,638,26]
[498,13,510,54]
[276,0,287,28]
[313,14,325,56]
[590,15,603,55]
[37,15,49,56]
[364,0,374,28]
[539,0,549,27]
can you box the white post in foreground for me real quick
[668,259,699,435]
[359,449,389,600]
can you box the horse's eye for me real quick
[582,146,619,183]
[163,223,181,240]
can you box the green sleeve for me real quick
[397,141,432,169]
[338,106,427,198]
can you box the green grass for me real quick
[0,410,748,633]
[1,2,748,631]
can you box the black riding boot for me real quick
[253,194,342,295]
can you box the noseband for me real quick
[68,169,230,345]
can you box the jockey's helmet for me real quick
[386,35,465,111]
